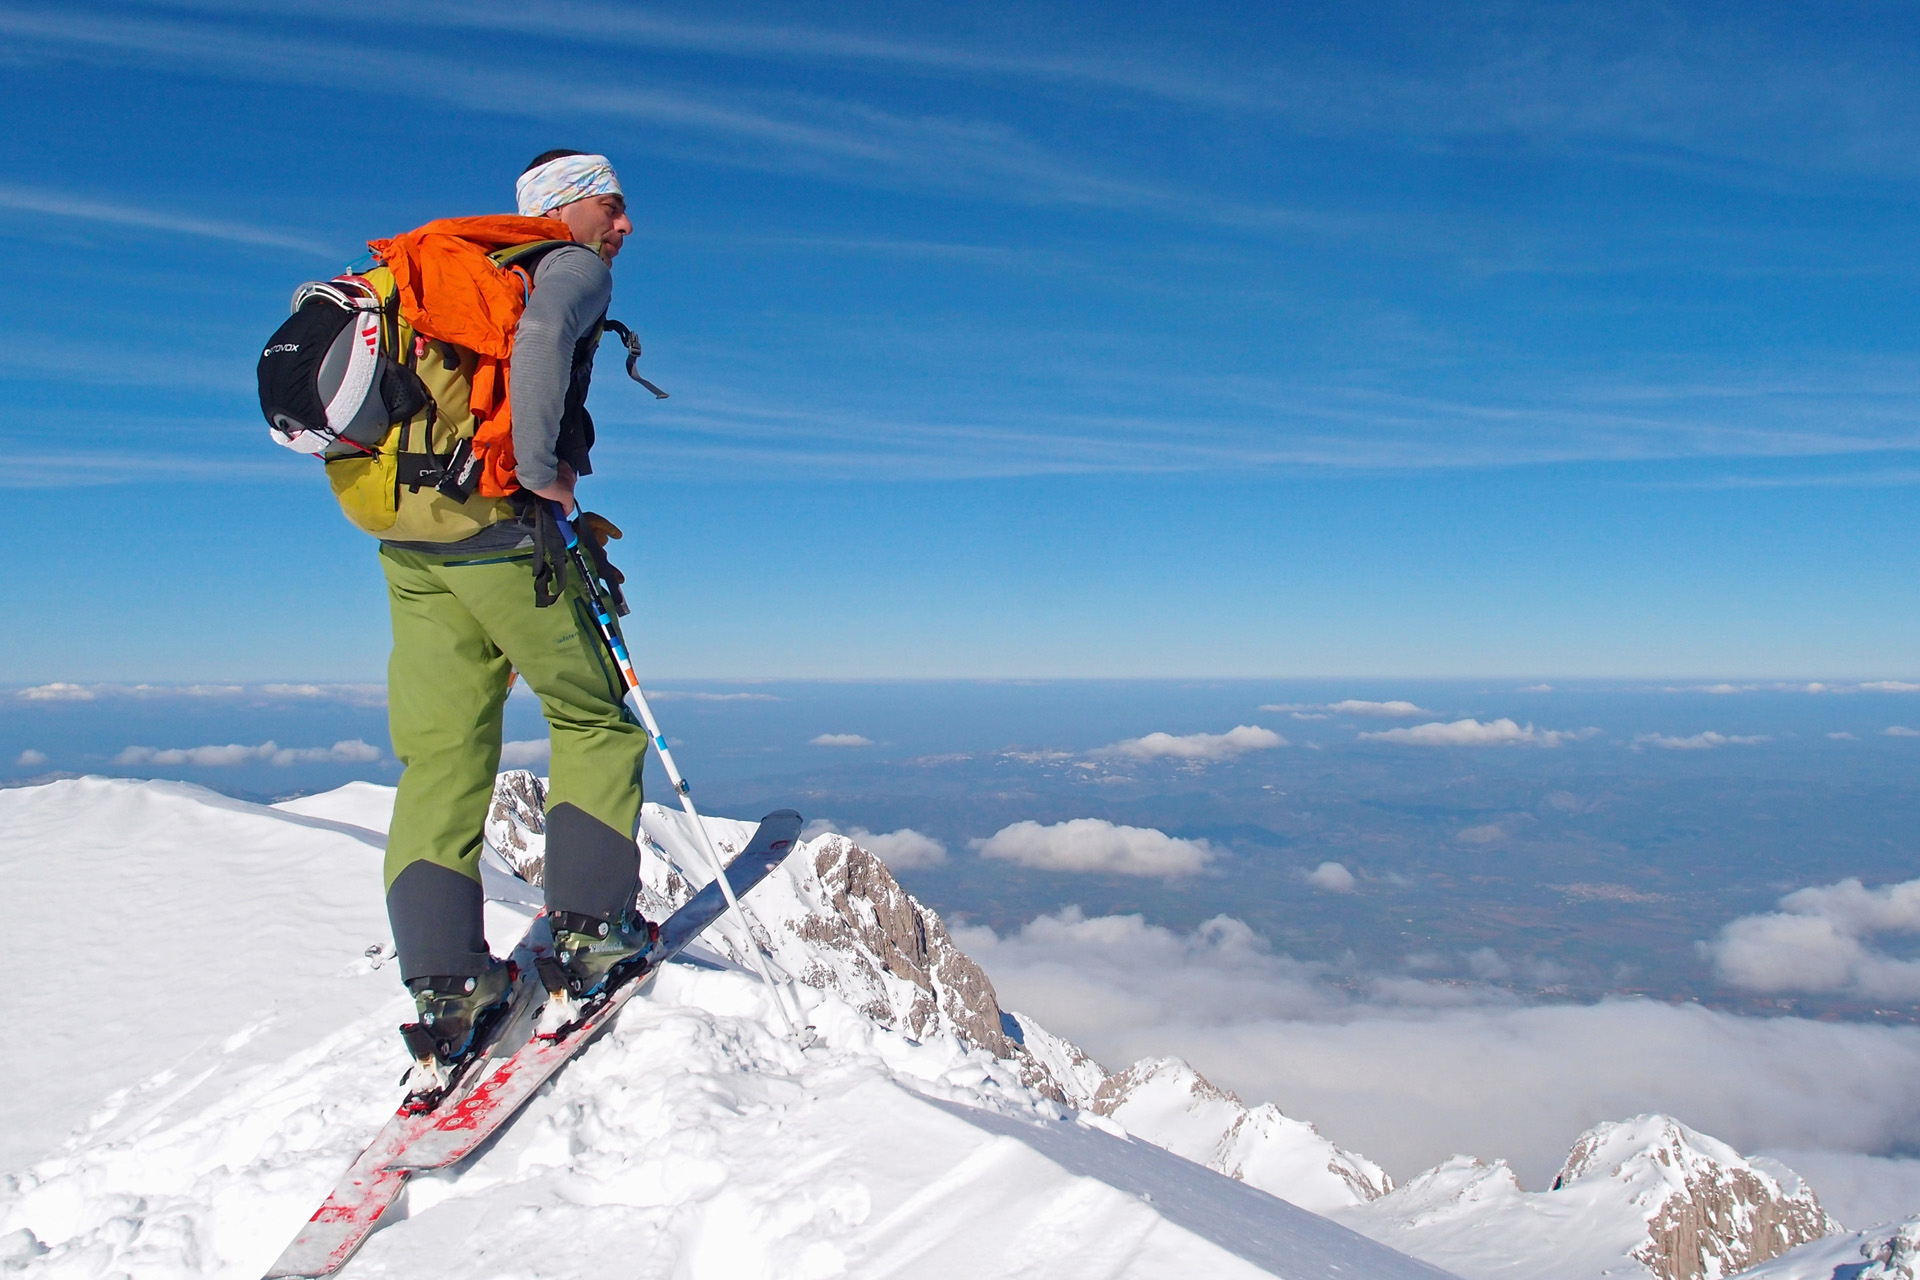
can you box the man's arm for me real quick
[512,244,612,512]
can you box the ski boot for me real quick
[541,908,660,1001]
[401,960,513,1077]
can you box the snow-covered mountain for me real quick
[0,776,1453,1279]
[1337,1115,1837,1280]
[1088,1057,1393,1214]
[0,774,1865,1280]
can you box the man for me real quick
[379,151,655,1064]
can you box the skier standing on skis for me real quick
[380,151,657,1061]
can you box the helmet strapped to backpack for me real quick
[257,278,429,456]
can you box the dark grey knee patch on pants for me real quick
[543,802,639,922]
[387,861,492,982]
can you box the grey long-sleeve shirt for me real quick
[509,243,612,493]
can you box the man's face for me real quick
[552,194,632,263]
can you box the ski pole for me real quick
[548,502,804,1039]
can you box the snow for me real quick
[0,778,393,1175]
[271,783,397,836]
[0,778,1453,1280]
[1739,1215,1920,1279]
[1090,1057,1391,1215]
[1335,1114,1835,1280]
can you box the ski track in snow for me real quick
[0,778,1453,1280]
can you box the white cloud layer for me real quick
[971,819,1213,877]
[643,689,781,702]
[957,908,1920,1187]
[1307,861,1356,892]
[18,682,94,701]
[1094,724,1284,761]
[802,819,948,869]
[1706,875,1920,1001]
[1887,726,1920,737]
[810,733,873,747]
[1259,700,1429,718]
[12,681,387,705]
[16,749,46,766]
[498,739,552,767]
[1328,699,1430,717]
[1359,717,1594,747]
[1634,730,1769,750]
[114,740,380,767]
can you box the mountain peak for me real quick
[1552,1113,1837,1280]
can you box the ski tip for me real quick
[760,807,802,824]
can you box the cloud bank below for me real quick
[957,907,1920,1194]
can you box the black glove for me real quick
[575,511,626,590]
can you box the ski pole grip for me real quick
[547,499,581,551]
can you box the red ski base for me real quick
[260,810,801,1279]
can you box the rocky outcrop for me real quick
[1555,1116,1837,1280]
[481,778,1103,1104]
[484,769,548,886]
[798,835,1013,1056]
[1092,1056,1392,1213]
[1002,1009,1110,1105]
[1341,1114,1838,1280]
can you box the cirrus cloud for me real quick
[1359,718,1595,747]
[1093,724,1283,762]
[971,818,1213,877]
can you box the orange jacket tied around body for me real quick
[368,215,574,499]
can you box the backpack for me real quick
[257,219,664,543]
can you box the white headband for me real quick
[516,154,623,217]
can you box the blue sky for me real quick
[2,0,1917,680]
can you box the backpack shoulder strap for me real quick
[490,238,576,275]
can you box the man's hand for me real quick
[525,462,579,516]
[576,511,626,589]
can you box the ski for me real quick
[263,809,803,1279]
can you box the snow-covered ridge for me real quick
[1089,1057,1392,1214]
[1740,1214,1920,1279]
[0,776,1452,1279]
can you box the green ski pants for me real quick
[380,545,649,981]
